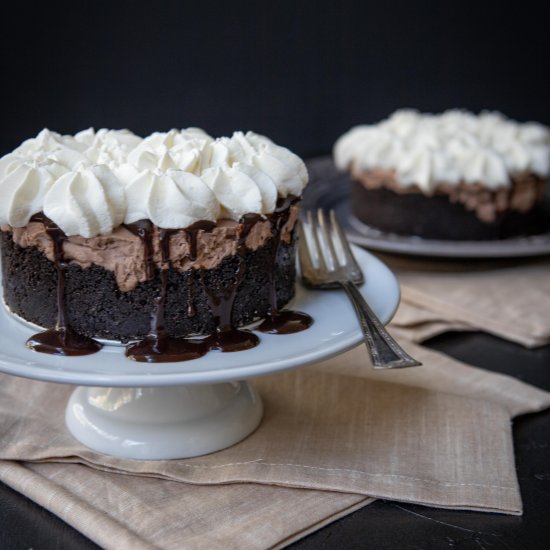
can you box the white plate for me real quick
[0,245,400,387]
[305,157,550,259]
[346,215,550,258]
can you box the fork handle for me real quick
[341,281,422,369]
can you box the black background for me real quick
[1,0,549,158]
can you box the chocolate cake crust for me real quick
[1,230,296,343]
[351,182,550,240]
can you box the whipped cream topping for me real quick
[334,110,550,192]
[202,162,277,220]
[0,161,57,227]
[0,128,307,234]
[126,128,213,177]
[10,128,85,159]
[75,128,143,167]
[0,129,88,181]
[123,129,309,200]
[43,165,126,238]
[125,169,220,227]
[227,131,309,197]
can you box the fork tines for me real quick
[299,209,364,287]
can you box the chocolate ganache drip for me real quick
[25,214,103,356]
[184,220,216,317]
[200,213,261,352]
[257,197,313,334]
[125,219,156,279]
[125,223,209,363]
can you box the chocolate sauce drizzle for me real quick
[25,214,103,356]
[257,197,313,335]
[25,198,312,362]
[126,225,208,363]
[184,220,216,318]
[199,213,261,353]
[126,219,156,279]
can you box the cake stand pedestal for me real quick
[65,382,263,459]
[0,245,400,460]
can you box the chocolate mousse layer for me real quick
[3,204,298,292]
[351,170,549,240]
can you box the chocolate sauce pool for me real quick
[25,199,312,362]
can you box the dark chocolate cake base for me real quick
[1,231,296,343]
[351,183,550,241]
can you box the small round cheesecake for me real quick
[334,110,550,240]
[0,128,311,359]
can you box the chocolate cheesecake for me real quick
[0,128,312,361]
[334,110,550,240]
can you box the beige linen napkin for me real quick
[383,256,550,348]
[1,341,550,549]
[0,461,371,550]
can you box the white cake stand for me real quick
[0,246,400,460]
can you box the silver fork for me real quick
[299,209,421,369]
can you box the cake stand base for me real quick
[65,382,263,460]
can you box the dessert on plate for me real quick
[0,128,312,361]
[334,110,550,240]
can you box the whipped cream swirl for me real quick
[75,128,143,167]
[43,165,126,238]
[0,161,58,227]
[1,129,88,182]
[225,131,308,197]
[126,129,213,176]
[125,169,220,228]
[10,128,85,159]
[202,163,277,220]
[334,109,550,192]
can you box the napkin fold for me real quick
[1,340,549,550]
[390,301,472,342]
[384,256,550,348]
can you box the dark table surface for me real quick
[1,331,549,550]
